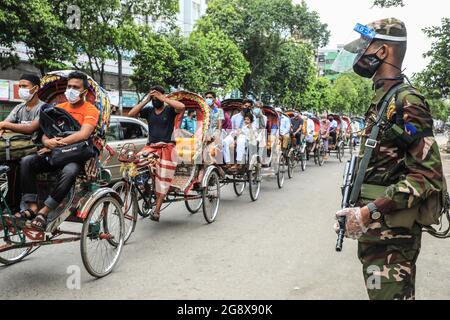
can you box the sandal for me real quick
[14,208,37,221]
[30,214,47,231]
[149,212,160,222]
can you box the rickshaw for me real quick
[351,116,365,147]
[261,106,286,189]
[305,116,326,167]
[287,110,308,173]
[112,91,221,242]
[0,70,125,278]
[342,116,354,155]
[328,114,346,163]
[219,99,262,201]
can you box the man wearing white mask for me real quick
[0,74,44,134]
[16,72,99,230]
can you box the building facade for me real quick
[316,45,343,82]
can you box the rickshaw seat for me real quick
[175,137,198,162]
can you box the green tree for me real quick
[177,30,249,94]
[416,18,450,99]
[0,0,75,74]
[300,77,335,113]
[262,41,315,107]
[195,0,329,95]
[101,0,178,109]
[373,0,404,7]
[329,73,372,115]
[130,31,180,93]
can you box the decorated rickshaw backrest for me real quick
[167,91,210,163]
[262,106,280,131]
[37,70,111,139]
[221,99,243,119]
[167,91,209,135]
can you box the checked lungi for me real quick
[139,143,177,197]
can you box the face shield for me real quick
[331,23,376,73]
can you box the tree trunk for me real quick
[100,62,105,87]
[87,54,96,81]
[242,74,252,98]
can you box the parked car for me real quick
[104,115,148,182]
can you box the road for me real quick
[1,138,450,300]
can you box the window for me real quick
[120,121,146,140]
[106,122,121,142]
[192,1,201,21]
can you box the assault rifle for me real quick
[336,155,358,252]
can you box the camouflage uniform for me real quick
[353,19,445,300]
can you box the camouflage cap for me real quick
[367,17,407,40]
[344,18,407,53]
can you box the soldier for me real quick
[332,18,446,300]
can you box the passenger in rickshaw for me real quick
[252,101,267,131]
[205,91,224,135]
[222,99,253,165]
[180,109,197,137]
[276,108,291,155]
[0,74,44,135]
[351,119,360,147]
[128,85,185,222]
[222,108,232,131]
[304,113,316,159]
[0,74,44,213]
[328,114,338,149]
[321,114,331,160]
[234,113,256,168]
[204,91,224,164]
[16,72,100,230]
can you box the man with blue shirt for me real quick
[276,107,291,153]
[180,110,197,136]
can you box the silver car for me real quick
[104,115,148,182]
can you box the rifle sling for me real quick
[349,83,405,206]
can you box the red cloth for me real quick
[139,143,177,197]
[222,109,232,130]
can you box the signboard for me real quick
[11,81,22,102]
[107,90,120,107]
[0,80,10,101]
[122,91,139,108]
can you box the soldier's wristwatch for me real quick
[367,202,382,221]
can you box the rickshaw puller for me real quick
[128,85,185,222]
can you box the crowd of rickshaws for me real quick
[0,70,365,278]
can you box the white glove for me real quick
[333,207,368,240]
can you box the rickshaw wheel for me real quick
[202,171,220,223]
[81,195,125,278]
[277,155,286,189]
[112,180,137,244]
[248,165,261,202]
[185,191,203,214]
[0,227,32,265]
[338,141,345,162]
[233,176,246,197]
[287,150,295,179]
[318,145,325,167]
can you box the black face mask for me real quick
[152,99,164,109]
[353,46,386,79]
